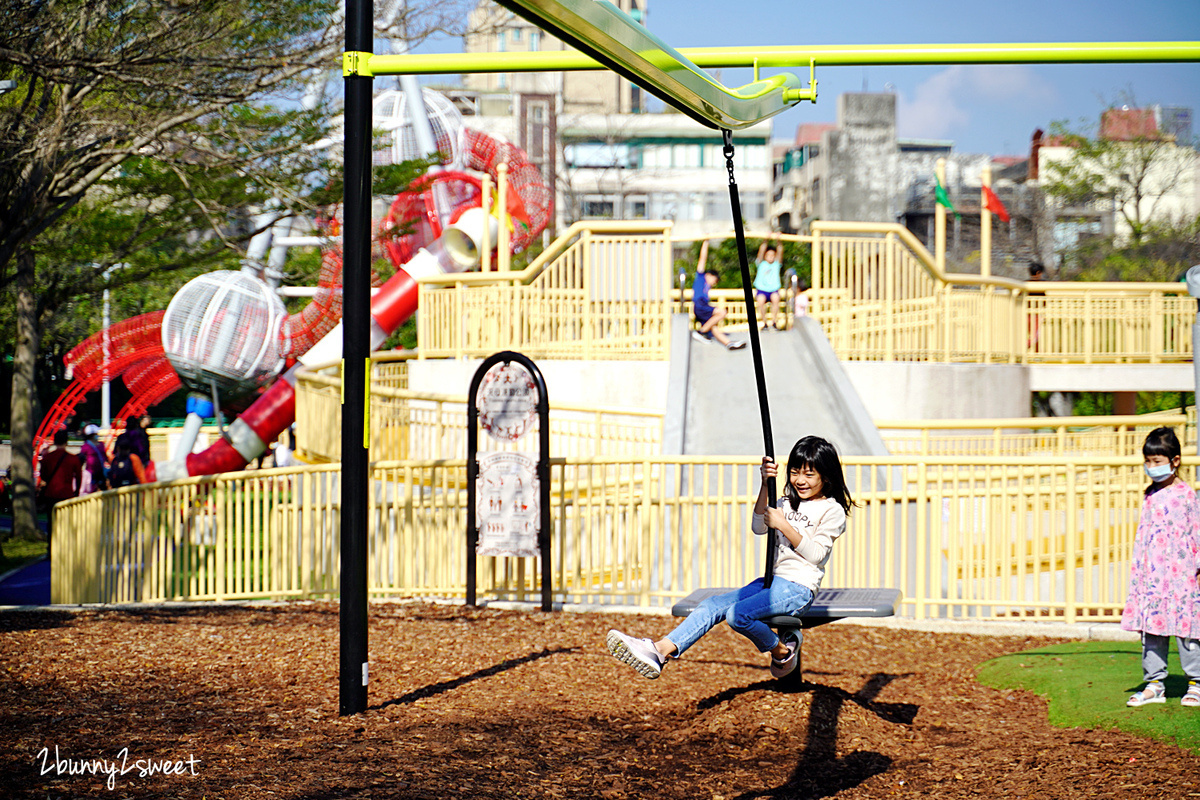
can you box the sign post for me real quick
[466,352,553,612]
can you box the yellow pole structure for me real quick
[980,165,992,279]
[935,158,947,275]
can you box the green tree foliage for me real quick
[676,237,813,290]
[0,0,347,539]
[1041,118,1198,244]
[1057,217,1200,282]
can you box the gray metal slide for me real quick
[663,314,888,458]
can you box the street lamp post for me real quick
[102,282,111,430]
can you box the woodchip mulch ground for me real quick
[1,601,1196,799]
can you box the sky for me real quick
[415,0,1200,157]
[637,0,1200,155]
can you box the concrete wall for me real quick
[409,355,1188,432]
[841,362,1031,421]
[825,93,900,223]
[408,358,671,411]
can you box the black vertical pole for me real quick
[535,362,551,613]
[466,374,480,608]
[339,0,372,717]
[723,129,777,587]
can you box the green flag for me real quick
[935,178,960,219]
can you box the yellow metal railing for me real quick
[295,361,663,463]
[879,414,1193,457]
[808,221,1192,364]
[417,220,675,360]
[1025,285,1193,364]
[811,221,1026,363]
[54,455,1162,622]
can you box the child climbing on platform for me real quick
[1123,426,1200,708]
[606,436,852,679]
[691,240,747,351]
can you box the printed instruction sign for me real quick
[476,361,539,442]
[476,451,540,557]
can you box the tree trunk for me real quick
[9,247,40,541]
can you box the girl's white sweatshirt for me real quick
[752,496,846,591]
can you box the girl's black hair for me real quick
[1143,426,1182,495]
[783,436,854,514]
[1143,426,1181,461]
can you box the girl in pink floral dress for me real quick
[1122,427,1200,707]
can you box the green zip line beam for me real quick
[365,41,1200,76]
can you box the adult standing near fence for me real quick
[79,424,109,494]
[36,429,81,550]
[118,414,151,465]
[108,437,147,488]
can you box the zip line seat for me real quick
[670,586,903,682]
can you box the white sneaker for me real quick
[769,640,799,678]
[606,630,664,679]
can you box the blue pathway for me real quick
[0,557,51,606]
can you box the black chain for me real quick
[722,128,736,185]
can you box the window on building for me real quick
[706,144,723,168]
[742,191,767,220]
[704,192,724,220]
[744,145,767,169]
[580,195,617,218]
[673,144,700,168]
[511,28,522,43]
[530,30,541,51]
[641,144,669,169]
[626,195,649,219]
[565,142,631,169]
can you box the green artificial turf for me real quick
[976,640,1199,754]
[0,535,48,576]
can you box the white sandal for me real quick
[1127,682,1166,707]
[1183,683,1200,708]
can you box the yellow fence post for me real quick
[1065,460,1078,623]
[914,460,928,620]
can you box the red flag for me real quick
[983,185,1010,222]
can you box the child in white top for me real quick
[607,436,852,679]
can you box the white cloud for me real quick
[897,65,1056,140]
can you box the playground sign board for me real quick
[476,361,540,443]
[475,451,540,558]
[466,352,553,611]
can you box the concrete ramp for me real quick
[663,314,888,458]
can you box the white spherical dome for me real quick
[162,270,287,397]
[372,88,464,167]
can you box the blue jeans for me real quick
[666,578,814,656]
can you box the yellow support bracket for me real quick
[343,51,374,77]
[363,358,371,451]
[783,59,818,104]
